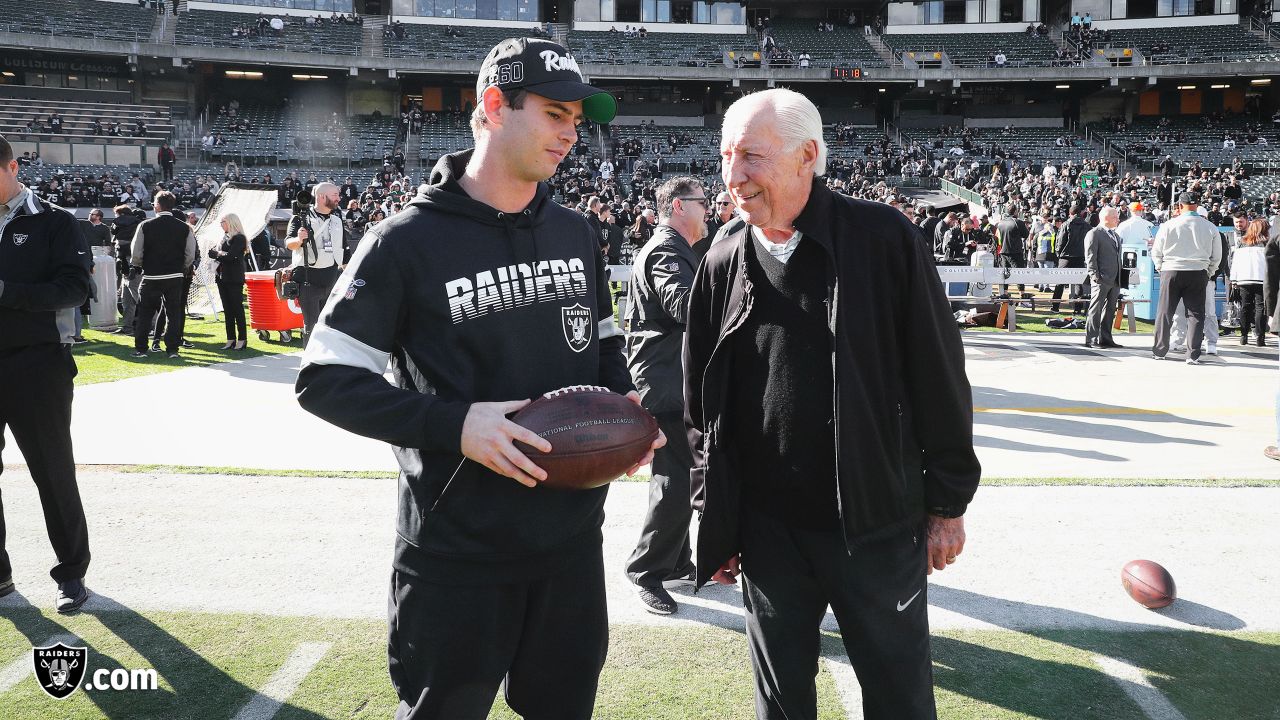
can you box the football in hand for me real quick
[511,386,660,490]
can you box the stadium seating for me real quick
[611,124,720,166]
[0,0,157,42]
[903,126,1099,167]
[383,24,520,61]
[1102,24,1280,63]
[883,32,1057,67]
[173,166,415,192]
[567,30,754,67]
[416,115,473,167]
[1090,117,1280,170]
[205,106,398,167]
[765,19,887,68]
[175,9,362,56]
[0,96,174,143]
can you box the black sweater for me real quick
[296,150,633,583]
[730,235,839,530]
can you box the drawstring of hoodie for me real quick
[496,208,540,276]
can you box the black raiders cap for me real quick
[476,37,616,124]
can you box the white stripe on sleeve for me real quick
[301,325,391,375]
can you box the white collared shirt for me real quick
[752,226,803,264]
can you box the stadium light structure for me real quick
[1177,85,1196,90]
[291,74,330,80]
[225,70,264,79]
[1055,84,1069,89]
[1251,79,1271,85]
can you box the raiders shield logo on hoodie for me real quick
[561,304,592,353]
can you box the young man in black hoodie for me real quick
[296,38,661,720]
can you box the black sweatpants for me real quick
[1239,283,1266,342]
[739,505,935,720]
[624,411,695,587]
[1153,269,1209,360]
[1050,256,1088,313]
[388,545,608,720]
[0,344,91,584]
[298,265,339,342]
[135,277,186,353]
[217,280,247,343]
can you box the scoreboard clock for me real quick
[830,67,863,80]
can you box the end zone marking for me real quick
[975,406,1269,417]
[1093,655,1187,720]
[821,652,865,720]
[231,641,331,720]
[0,633,78,694]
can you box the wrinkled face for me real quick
[720,110,815,231]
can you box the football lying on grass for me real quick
[1122,559,1177,609]
[512,386,659,490]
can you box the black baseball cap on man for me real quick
[1177,191,1199,205]
[476,38,617,124]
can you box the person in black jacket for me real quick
[0,134,94,613]
[110,203,146,334]
[1051,204,1092,313]
[622,176,706,615]
[129,191,195,359]
[685,91,979,720]
[294,38,661,720]
[209,213,248,349]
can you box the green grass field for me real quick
[71,314,302,385]
[1,607,1276,719]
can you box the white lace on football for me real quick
[542,385,611,398]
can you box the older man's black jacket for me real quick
[683,179,981,588]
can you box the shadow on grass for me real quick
[0,592,327,719]
[927,585,1278,719]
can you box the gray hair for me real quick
[723,89,828,177]
[1099,205,1120,221]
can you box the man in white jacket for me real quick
[1151,192,1222,364]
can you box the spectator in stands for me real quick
[1070,12,1082,28]
[47,112,62,134]
[159,143,177,182]
[799,52,811,68]
[994,51,1007,67]
[134,118,148,137]
[195,183,213,208]
[1083,12,1092,29]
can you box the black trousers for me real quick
[624,411,695,587]
[299,265,340,341]
[135,277,186,353]
[388,546,607,720]
[739,506,935,720]
[995,253,1026,294]
[1050,256,1088,313]
[0,344,91,584]
[217,279,247,342]
[1239,283,1266,341]
[1153,269,1208,360]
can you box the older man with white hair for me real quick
[285,180,351,340]
[1084,205,1125,348]
[683,89,980,720]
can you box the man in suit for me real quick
[1084,206,1124,348]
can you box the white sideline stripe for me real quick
[821,652,865,720]
[0,633,78,694]
[231,642,331,720]
[1093,655,1187,720]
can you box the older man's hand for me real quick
[926,515,965,574]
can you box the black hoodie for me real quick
[296,150,632,583]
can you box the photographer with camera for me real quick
[285,182,350,341]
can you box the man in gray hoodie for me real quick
[1151,192,1223,364]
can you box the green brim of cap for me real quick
[582,92,617,124]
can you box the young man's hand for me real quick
[460,400,552,487]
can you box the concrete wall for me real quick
[966,116,1062,127]
[572,21,748,34]
[886,21,1037,34]
[1091,13,1237,28]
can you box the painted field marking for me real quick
[1093,654,1187,720]
[821,651,865,720]
[231,641,331,720]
